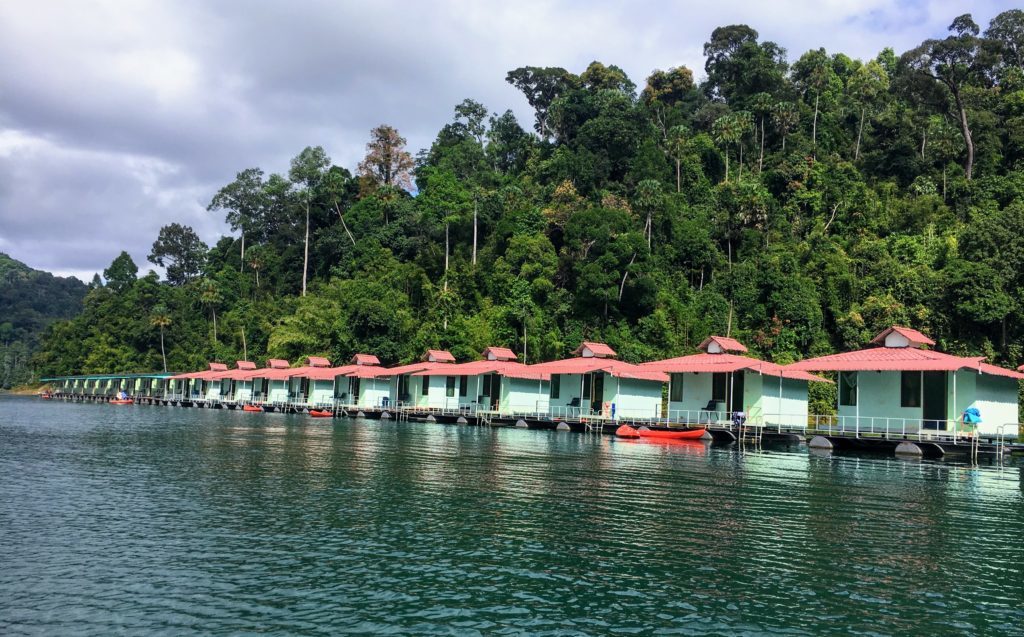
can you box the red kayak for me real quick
[109,399,134,405]
[309,410,333,418]
[615,424,706,440]
[242,404,263,413]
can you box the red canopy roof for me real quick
[267,359,290,369]
[421,349,456,363]
[413,359,549,380]
[482,347,517,361]
[531,356,668,383]
[698,336,748,354]
[573,342,617,358]
[869,326,935,348]
[236,361,257,370]
[643,353,828,383]
[788,347,1024,379]
[306,356,331,367]
[351,353,380,366]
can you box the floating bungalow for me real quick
[529,342,668,420]
[788,326,1024,438]
[303,354,384,409]
[248,359,293,406]
[213,361,259,404]
[642,336,828,427]
[411,347,550,414]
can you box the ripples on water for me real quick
[0,396,1021,635]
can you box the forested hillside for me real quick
[0,253,87,387]
[34,12,1024,404]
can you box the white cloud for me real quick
[0,0,1017,276]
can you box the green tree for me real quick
[102,251,138,292]
[902,14,985,179]
[207,167,266,270]
[289,146,331,297]
[148,223,207,286]
[150,305,171,372]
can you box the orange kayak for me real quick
[242,404,263,413]
[309,410,333,418]
[109,399,134,405]
[616,425,706,440]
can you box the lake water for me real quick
[1,396,1022,635]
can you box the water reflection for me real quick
[0,396,1021,635]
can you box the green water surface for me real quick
[1,396,1022,635]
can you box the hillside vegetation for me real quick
[33,12,1024,410]
[0,253,87,387]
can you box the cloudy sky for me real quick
[0,0,1015,281]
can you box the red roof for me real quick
[643,353,828,383]
[482,347,517,361]
[788,347,1024,379]
[351,353,380,366]
[267,359,290,369]
[573,342,617,358]
[413,359,548,381]
[531,356,668,383]
[208,362,228,372]
[698,336,748,354]
[306,356,331,368]
[236,361,257,370]
[869,326,935,348]
[422,349,456,363]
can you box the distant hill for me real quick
[0,253,88,387]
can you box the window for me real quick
[712,373,727,401]
[459,376,468,397]
[446,376,456,397]
[670,373,684,402]
[481,374,492,397]
[582,374,592,400]
[839,372,857,406]
[398,375,410,400]
[421,376,430,396]
[901,371,921,408]
[550,375,561,399]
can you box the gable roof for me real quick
[869,326,935,348]
[413,359,548,380]
[698,336,749,354]
[421,349,456,363]
[306,356,331,368]
[351,353,380,366]
[236,361,257,370]
[531,356,668,383]
[267,359,290,369]
[643,353,828,383]
[788,347,1024,379]
[208,362,228,372]
[572,342,617,358]
[482,346,517,361]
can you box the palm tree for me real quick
[198,279,222,342]
[247,249,265,288]
[150,306,172,372]
[771,102,800,152]
[712,113,752,183]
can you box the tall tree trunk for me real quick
[333,202,355,246]
[738,142,743,181]
[444,222,449,287]
[302,201,309,296]
[855,106,865,160]
[618,253,637,302]
[160,327,167,372]
[952,90,974,180]
[724,150,730,183]
[646,212,652,248]
[675,158,681,193]
[472,198,478,266]
[782,134,787,151]
[812,93,819,156]
[759,117,765,174]
[212,308,217,342]
[921,130,927,159]
[241,326,247,361]
[240,232,245,273]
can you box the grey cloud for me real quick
[0,0,1017,280]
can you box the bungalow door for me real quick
[922,371,947,430]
